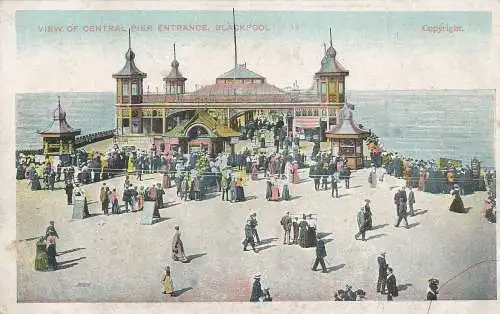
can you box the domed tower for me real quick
[163,43,187,95]
[315,28,349,107]
[38,96,81,155]
[112,29,147,104]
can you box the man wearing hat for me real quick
[355,204,367,241]
[426,278,439,300]
[243,219,258,253]
[250,274,264,302]
[280,212,293,245]
[249,213,261,245]
[312,234,328,273]
[376,252,388,294]
[395,187,409,228]
[386,267,398,301]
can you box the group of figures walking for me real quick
[98,177,165,218]
[265,178,290,201]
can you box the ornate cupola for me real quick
[112,29,147,104]
[163,43,187,95]
[38,96,81,155]
[315,28,349,107]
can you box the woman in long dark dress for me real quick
[265,180,272,201]
[364,200,373,230]
[449,184,465,213]
[46,235,57,271]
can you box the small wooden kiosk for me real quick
[326,106,369,169]
[38,97,81,156]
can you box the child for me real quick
[162,266,174,296]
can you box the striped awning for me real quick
[294,117,320,129]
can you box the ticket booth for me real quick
[326,107,369,170]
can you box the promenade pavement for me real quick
[16,166,496,302]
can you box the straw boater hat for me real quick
[428,278,439,286]
[254,274,261,280]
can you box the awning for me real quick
[294,117,320,129]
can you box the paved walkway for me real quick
[16,166,496,302]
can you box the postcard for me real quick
[1,1,499,314]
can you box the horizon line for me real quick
[16,88,496,95]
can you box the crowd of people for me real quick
[20,119,495,301]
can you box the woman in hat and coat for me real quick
[162,266,174,296]
[449,184,465,213]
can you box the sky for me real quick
[15,10,493,92]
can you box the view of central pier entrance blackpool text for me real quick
[15,9,496,303]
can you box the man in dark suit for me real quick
[395,187,409,228]
[312,236,327,273]
[426,278,439,301]
[355,205,366,241]
[386,267,398,301]
[331,175,339,198]
[377,252,388,294]
[250,274,263,302]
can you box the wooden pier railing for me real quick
[16,129,116,155]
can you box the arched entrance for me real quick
[185,124,212,154]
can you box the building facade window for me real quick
[122,83,130,96]
[132,83,138,96]
[321,82,327,95]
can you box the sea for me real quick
[15,90,495,167]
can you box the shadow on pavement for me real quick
[172,287,193,297]
[327,263,345,273]
[164,201,181,208]
[59,257,86,264]
[336,194,350,199]
[323,238,334,244]
[371,224,389,231]
[153,217,171,225]
[365,233,387,241]
[413,209,428,216]
[257,244,276,252]
[317,232,332,239]
[57,247,86,255]
[407,222,420,229]
[18,236,39,242]
[397,283,413,291]
[259,237,279,245]
[56,262,78,270]
[289,195,302,200]
[186,253,207,262]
